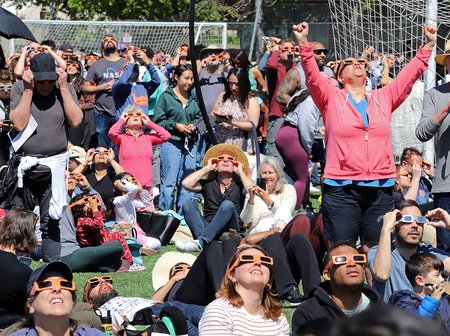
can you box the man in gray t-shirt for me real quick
[10,53,82,262]
[368,199,450,302]
[83,35,125,148]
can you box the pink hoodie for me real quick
[300,43,432,181]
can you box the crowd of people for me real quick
[1,19,450,335]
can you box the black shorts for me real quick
[322,184,393,246]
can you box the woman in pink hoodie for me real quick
[293,22,436,252]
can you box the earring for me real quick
[232,280,237,287]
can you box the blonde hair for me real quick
[218,245,283,320]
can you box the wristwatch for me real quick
[267,201,274,210]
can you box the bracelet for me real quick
[267,201,274,210]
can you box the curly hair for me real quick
[0,208,38,253]
[218,244,283,320]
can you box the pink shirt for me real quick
[108,119,171,188]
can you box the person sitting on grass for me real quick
[69,192,142,272]
[389,252,450,331]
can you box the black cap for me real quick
[26,261,73,297]
[59,42,74,52]
[30,53,57,81]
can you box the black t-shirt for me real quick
[85,168,117,205]
[199,178,245,222]
[0,251,32,329]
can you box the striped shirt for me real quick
[199,298,290,336]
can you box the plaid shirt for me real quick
[76,211,108,247]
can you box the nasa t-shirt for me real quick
[86,57,125,116]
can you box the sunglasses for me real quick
[28,46,43,53]
[280,46,299,52]
[209,51,225,62]
[94,149,109,155]
[62,53,77,61]
[337,58,369,76]
[404,160,431,169]
[324,254,367,271]
[33,277,76,293]
[228,254,274,274]
[398,168,410,177]
[68,195,100,210]
[126,112,143,117]
[84,276,113,301]
[66,61,80,70]
[86,55,100,61]
[102,37,117,44]
[217,155,235,162]
[0,85,12,90]
[36,80,56,85]
[313,49,328,56]
[170,264,191,277]
[398,215,428,224]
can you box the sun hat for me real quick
[30,53,57,81]
[202,144,249,179]
[199,44,224,60]
[152,252,197,291]
[68,146,86,164]
[435,39,450,66]
[26,261,73,297]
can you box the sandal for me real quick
[129,263,146,272]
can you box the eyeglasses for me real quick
[102,37,117,44]
[36,80,56,85]
[313,49,328,56]
[170,264,191,278]
[398,168,410,177]
[228,254,274,274]
[0,85,12,90]
[398,215,428,224]
[228,81,239,87]
[280,46,299,52]
[28,46,43,53]
[337,58,369,76]
[217,155,235,162]
[32,277,76,293]
[84,276,112,302]
[324,254,367,271]
[68,195,100,210]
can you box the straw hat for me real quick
[152,252,197,291]
[202,144,249,179]
[435,39,450,66]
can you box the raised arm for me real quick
[56,67,83,127]
[369,209,400,282]
[182,158,216,192]
[276,67,301,106]
[9,71,33,131]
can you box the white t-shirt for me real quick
[199,298,290,336]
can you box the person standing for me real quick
[83,36,125,148]
[293,21,436,252]
[416,40,450,252]
[10,53,82,262]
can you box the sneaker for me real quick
[281,286,305,307]
[175,239,203,252]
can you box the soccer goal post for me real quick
[4,20,227,56]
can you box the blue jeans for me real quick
[159,140,196,214]
[93,112,116,148]
[434,193,450,252]
[182,199,240,243]
[152,301,204,336]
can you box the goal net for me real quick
[2,20,227,56]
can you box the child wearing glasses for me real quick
[69,192,142,272]
[389,252,450,331]
[111,172,162,251]
[199,245,290,336]
[109,105,171,211]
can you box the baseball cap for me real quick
[30,53,57,81]
[26,261,73,297]
[69,146,86,164]
[59,42,74,52]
